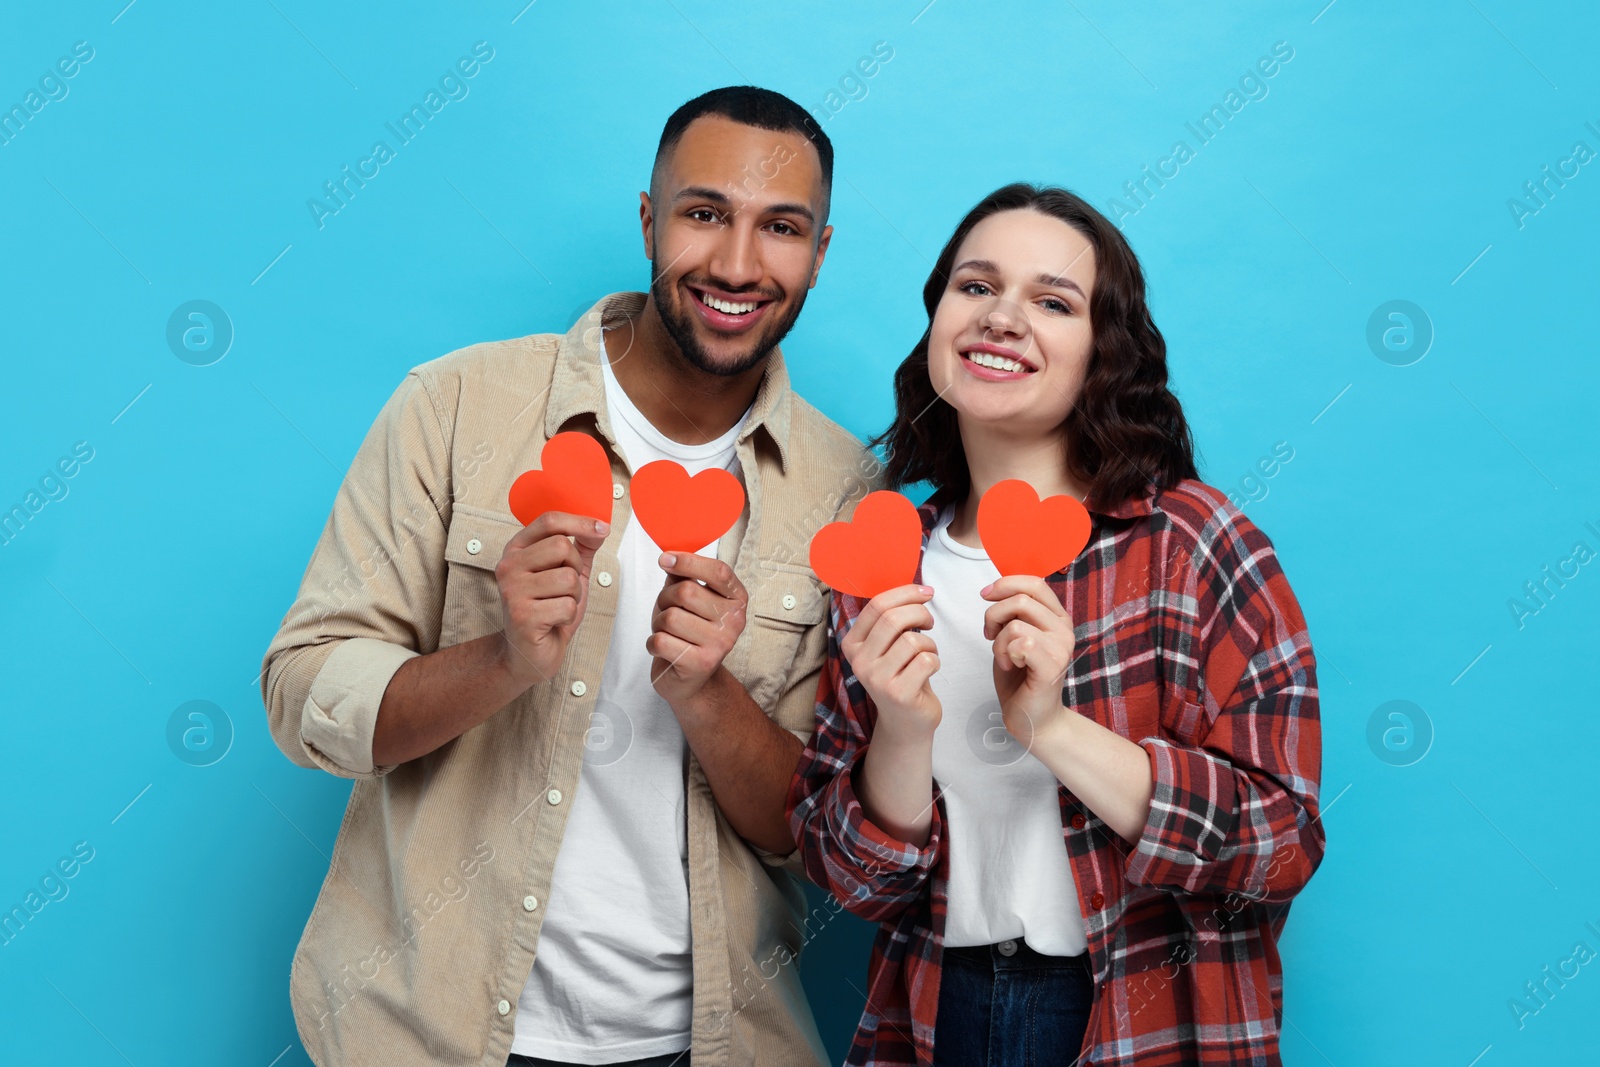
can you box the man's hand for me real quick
[495,511,610,688]
[646,551,749,708]
[982,574,1076,748]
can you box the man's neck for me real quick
[602,295,767,446]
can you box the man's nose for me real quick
[707,220,762,289]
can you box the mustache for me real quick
[678,274,785,303]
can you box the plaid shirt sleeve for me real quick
[1124,498,1324,904]
[787,591,947,925]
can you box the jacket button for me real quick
[612,483,624,499]
[1089,892,1105,910]
[523,895,539,912]
[597,571,613,587]
[570,680,587,697]
[496,998,511,1016]
[781,593,797,610]
[547,788,562,806]
[465,538,482,555]
[1070,813,1087,830]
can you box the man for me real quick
[261,86,878,1067]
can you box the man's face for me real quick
[642,115,832,376]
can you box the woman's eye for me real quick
[959,281,990,296]
[1041,297,1071,314]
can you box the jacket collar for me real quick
[543,291,796,472]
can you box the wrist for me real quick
[871,709,939,752]
[671,663,734,722]
[494,632,545,693]
[1026,700,1081,761]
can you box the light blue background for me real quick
[2,1,1596,1064]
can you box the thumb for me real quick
[572,525,607,574]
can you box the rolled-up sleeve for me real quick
[260,370,452,779]
[1123,504,1324,905]
[788,593,944,923]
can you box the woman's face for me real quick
[927,208,1097,437]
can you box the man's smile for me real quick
[685,282,776,334]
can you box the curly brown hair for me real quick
[872,183,1198,510]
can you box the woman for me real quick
[788,184,1324,1067]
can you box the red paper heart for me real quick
[976,479,1092,577]
[808,490,923,599]
[507,431,614,527]
[629,460,745,553]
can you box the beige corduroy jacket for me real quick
[261,291,879,1066]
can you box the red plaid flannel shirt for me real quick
[787,479,1324,1067]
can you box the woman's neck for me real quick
[944,418,1089,548]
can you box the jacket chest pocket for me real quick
[440,503,526,646]
[740,559,828,720]
[1065,622,1164,744]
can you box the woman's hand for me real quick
[840,584,943,739]
[982,575,1076,748]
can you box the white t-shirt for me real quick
[511,340,752,1062]
[925,505,1088,956]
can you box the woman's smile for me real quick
[958,341,1037,380]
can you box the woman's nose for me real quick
[981,298,1025,336]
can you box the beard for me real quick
[650,257,808,378]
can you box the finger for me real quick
[659,551,746,602]
[644,631,697,681]
[513,566,585,603]
[858,602,936,663]
[866,630,936,682]
[980,574,1069,617]
[895,649,941,692]
[982,593,1065,641]
[508,510,611,552]
[992,620,1041,671]
[846,584,934,651]
[500,532,583,574]
[651,603,725,648]
[656,574,739,626]
[506,593,579,634]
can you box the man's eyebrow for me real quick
[952,258,1085,296]
[673,185,734,207]
[762,201,816,223]
[673,186,816,224]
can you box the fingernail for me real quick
[662,553,677,566]
[595,520,610,534]
[919,585,934,595]
[979,583,991,596]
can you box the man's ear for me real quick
[808,223,834,289]
[639,191,655,260]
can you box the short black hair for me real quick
[653,85,833,203]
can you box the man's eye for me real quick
[690,209,720,223]
[770,221,796,236]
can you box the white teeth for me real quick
[700,293,758,315]
[966,351,1027,372]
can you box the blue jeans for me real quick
[932,938,1094,1067]
[506,1053,687,1067]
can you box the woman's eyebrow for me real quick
[953,258,1085,297]
[1035,273,1085,296]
